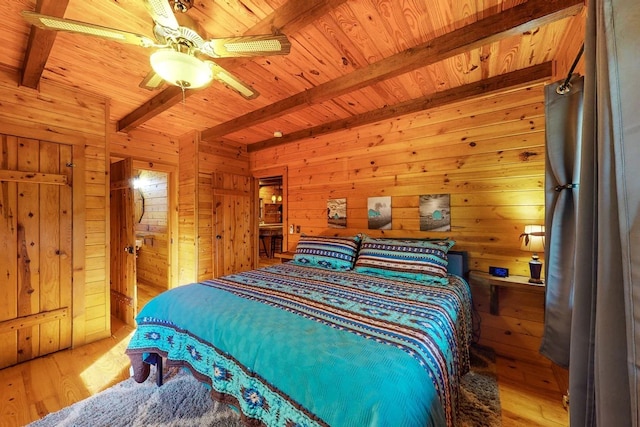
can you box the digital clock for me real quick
[489,266,509,278]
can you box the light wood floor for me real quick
[0,279,568,427]
[137,280,166,312]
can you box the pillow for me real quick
[353,236,455,284]
[291,235,361,270]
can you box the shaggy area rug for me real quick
[457,344,502,427]
[29,344,501,427]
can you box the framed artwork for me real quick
[419,194,451,231]
[367,196,392,230]
[327,198,347,228]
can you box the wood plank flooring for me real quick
[0,317,133,426]
[137,280,166,313]
[0,279,569,427]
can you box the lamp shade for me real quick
[520,224,545,253]
[150,49,213,89]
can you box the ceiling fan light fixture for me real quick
[150,48,213,89]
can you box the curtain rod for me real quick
[556,43,585,95]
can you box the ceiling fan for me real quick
[21,0,292,99]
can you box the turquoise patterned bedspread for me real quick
[126,263,472,427]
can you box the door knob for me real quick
[124,246,135,254]
[216,235,222,240]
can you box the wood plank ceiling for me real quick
[5,0,585,151]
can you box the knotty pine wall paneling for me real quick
[197,171,214,281]
[177,134,253,284]
[472,283,548,365]
[0,69,109,351]
[250,84,548,364]
[178,132,199,285]
[251,85,546,273]
[198,140,252,279]
[134,170,169,289]
[110,127,179,291]
[109,127,179,166]
[178,132,256,284]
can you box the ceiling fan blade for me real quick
[201,34,291,58]
[21,11,157,47]
[208,62,259,100]
[143,0,180,31]
[139,70,166,91]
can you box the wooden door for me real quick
[109,158,136,325]
[0,135,73,369]
[213,172,254,277]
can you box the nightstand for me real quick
[469,270,545,315]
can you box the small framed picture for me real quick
[327,198,347,228]
[368,196,392,230]
[419,194,451,231]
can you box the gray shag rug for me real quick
[29,344,500,427]
[457,344,502,427]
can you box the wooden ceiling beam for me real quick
[117,0,348,133]
[203,0,583,142]
[21,0,71,89]
[247,62,553,152]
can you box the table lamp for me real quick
[520,225,545,284]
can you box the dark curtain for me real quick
[540,77,583,368]
[541,0,639,425]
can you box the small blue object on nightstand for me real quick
[489,266,509,277]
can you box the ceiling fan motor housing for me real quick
[171,0,193,13]
[154,24,203,50]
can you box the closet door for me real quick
[213,171,254,277]
[0,135,72,368]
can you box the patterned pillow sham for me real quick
[291,234,361,270]
[353,236,455,284]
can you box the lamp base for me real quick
[529,256,544,284]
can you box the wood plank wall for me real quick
[197,140,251,280]
[177,134,252,284]
[134,169,169,289]
[198,171,214,281]
[250,84,549,364]
[0,66,557,367]
[251,85,546,273]
[110,127,179,291]
[0,69,109,349]
[110,127,179,166]
[178,132,199,285]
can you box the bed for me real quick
[126,235,473,427]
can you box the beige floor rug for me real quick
[29,344,500,427]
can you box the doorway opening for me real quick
[258,175,284,267]
[133,169,170,311]
[110,158,177,326]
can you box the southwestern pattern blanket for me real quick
[126,263,473,427]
